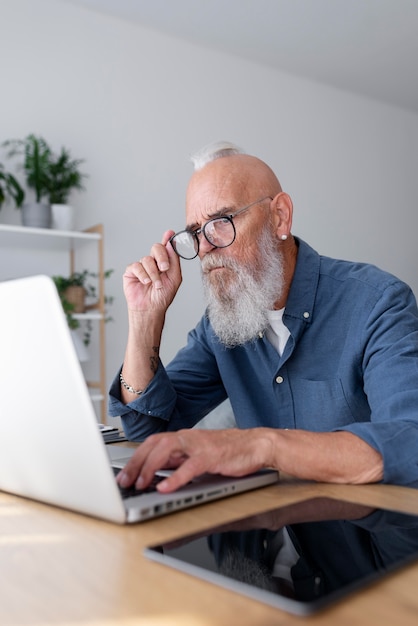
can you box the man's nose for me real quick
[198,233,216,257]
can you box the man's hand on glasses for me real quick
[122,230,182,314]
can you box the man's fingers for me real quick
[117,433,186,489]
[137,254,164,289]
[156,458,201,493]
[161,229,175,246]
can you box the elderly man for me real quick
[109,141,418,493]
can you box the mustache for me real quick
[201,254,239,273]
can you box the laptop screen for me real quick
[145,495,418,615]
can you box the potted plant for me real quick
[53,271,90,314]
[0,162,25,210]
[3,134,52,228]
[47,147,87,230]
[2,135,87,230]
[53,269,113,347]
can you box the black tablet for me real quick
[144,495,418,616]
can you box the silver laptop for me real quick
[0,275,278,524]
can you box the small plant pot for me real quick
[64,286,86,313]
[21,202,51,228]
[51,204,75,230]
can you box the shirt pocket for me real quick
[290,377,356,430]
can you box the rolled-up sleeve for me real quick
[108,321,227,441]
[334,279,418,485]
[108,361,178,440]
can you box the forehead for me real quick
[185,155,264,224]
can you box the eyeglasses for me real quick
[169,196,272,260]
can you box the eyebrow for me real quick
[186,206,235,232]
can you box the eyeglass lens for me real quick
[204,217,234,246]
[172,231,199,259]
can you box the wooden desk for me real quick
[2,447,418,625]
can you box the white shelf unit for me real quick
[0,223,107,422]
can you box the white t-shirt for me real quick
[265,308,290,356]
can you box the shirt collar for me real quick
[283,237,320,326]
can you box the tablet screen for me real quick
[144,496,418,615]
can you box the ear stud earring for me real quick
[280,234,288,241]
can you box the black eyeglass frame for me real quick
[169,195,273,260]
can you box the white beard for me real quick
[201,225,285,347]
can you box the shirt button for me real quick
[276,376,284,384]
[303,311,310,319]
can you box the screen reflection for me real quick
[147,497,418,615]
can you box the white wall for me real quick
[1,0,418,404]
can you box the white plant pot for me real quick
[51,204,75,231]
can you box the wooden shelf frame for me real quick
[0,222,107,422]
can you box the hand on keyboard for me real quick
[113,468,165,499]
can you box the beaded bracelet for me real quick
[119,371,143,395]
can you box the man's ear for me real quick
[272,192,293,239]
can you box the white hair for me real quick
[190,140,246,171]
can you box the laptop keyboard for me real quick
[112,467,164,499]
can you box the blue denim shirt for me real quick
[109,238,418,485]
